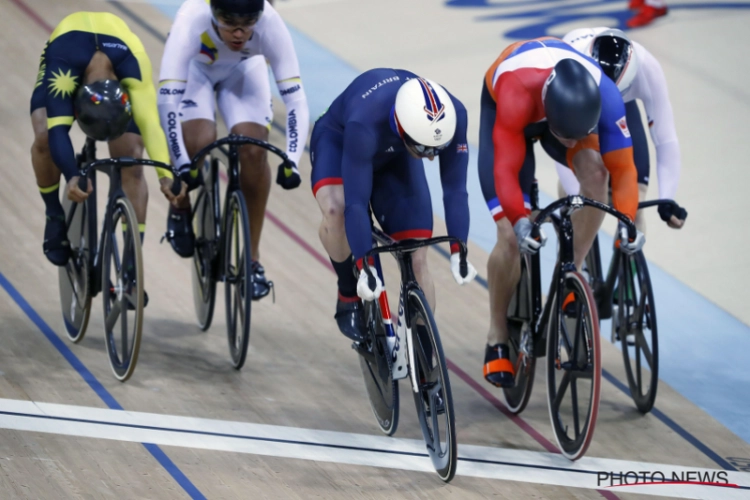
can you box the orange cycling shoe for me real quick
[627,5,668,28]
[484,344,515,388]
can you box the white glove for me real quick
[450,252,477,285]
[357,268,383,301]
[513,217,546,255]
[619,226,646,255]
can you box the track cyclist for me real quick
[310,69,478,342]
[554,28,687,232]
[158,0,309,300]
[30,11,183,287]
[478,37,642,388]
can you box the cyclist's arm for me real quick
[261,7,310,166]
[123,50,172,179]
[341,121,377,263]
[492,74,535,225]
[636,44,681,200]
[599,76,638,222]
[438,100,470,253]
[157,1,203,171]
[44,56,81,182]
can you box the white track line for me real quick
[1,398,748,498]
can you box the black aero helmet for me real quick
[73,80,132,142]
[211,0,265,24]
[543,58,601,140]
[590,29,638,92]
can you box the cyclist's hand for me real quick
[658,203,687,230]
[357,268,383,301]
[619,226,646,255]
[276,160,301,190]
[513,217,546,255]
[450,252,477,285]
[66,176,92,203]
[159,177,187,206]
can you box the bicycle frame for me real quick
[363,229,468,394]
[189,135,291,284]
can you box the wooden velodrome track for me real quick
[1,0,749,498]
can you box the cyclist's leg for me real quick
[558,134,608,271]
[30,92,69,265]
[109,130,147,235]
[370,153,435,308]
[311,120,363,340]
[166,61,217,257]
[218,56,272,262]
[625,99,650,234]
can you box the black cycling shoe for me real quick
[484,343,515,388]
[251,261,274,301]
[43,214,70,266]
[334,296,366,343]
[165,205,195,258]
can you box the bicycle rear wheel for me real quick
[408,288,456,482]
[191,158,220,331]
[617,251,659,413]
[59,196,92,343]
[102,197,144,382]
[358,294,399,435]
[546,271,601,460]
[224,190,252,369]
[504,253,536,414]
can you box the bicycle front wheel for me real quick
[191,158,220,331]
[408,288,457,482]
[617,250,659,413]
[504,253,536,414]
[223,190,252,369]
[59,195,92,343]
[358,295,399,436]
[546,271,601,460]
[101,197,144,382]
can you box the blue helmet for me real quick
[542,58,601,140]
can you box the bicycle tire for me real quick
[358,296,400,436]
[224,190,253,369]
[617,250,659,413]
[504,253,536,414]
[59,195,92,343]
[101,197,144,382]
[408,288,457,482]
[191,158,220,331]
[546,271,601,460]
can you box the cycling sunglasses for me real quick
[403,132,450,158]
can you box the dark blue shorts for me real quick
[310,120,433,240]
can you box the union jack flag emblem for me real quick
[457,143,468,153]
[417,78,445,124]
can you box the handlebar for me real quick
[361,227,469,288]
[531,195,638,241]
[190,134,292,169]
[77,157,179,194]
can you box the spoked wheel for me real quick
[409,288,456,482]
[191,158,220,331]
[504,254,536,414]
[546,271,601,460]
[59,196,92,343]
[223,190,253,369]
[357,295,399,435]
[102,197,144,382]
[617,251,659,413]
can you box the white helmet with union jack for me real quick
[393,77,456,154]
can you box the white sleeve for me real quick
[157,0,204,171]
[633,44,681,200]
[259,7,310,166]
